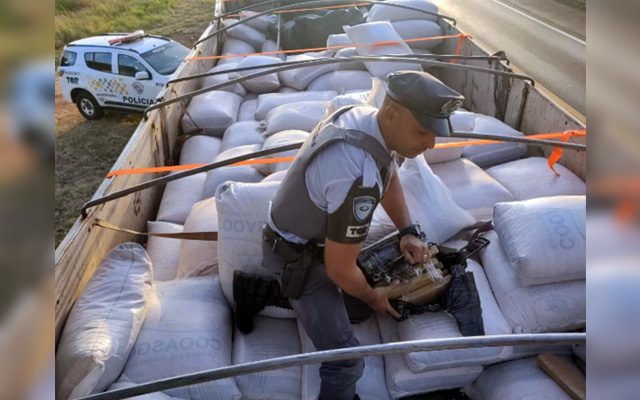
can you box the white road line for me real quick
[489,0,586,46]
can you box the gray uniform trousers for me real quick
[262,240,372,400]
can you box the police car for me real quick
[57,31,190,120]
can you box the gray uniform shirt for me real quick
[268,105,393,244]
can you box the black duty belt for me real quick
[263,224,324,263]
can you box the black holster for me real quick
[263,225,322,300]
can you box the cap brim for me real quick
[411,111,452,137]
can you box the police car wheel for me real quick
[76,92,104,120]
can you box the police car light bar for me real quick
[108,30,145,46]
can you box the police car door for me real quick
[83,50,118,107]
[114,52,159,109]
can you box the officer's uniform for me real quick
[261,71,465,400]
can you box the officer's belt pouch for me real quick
[280,250,314,299]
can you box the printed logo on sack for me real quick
[353,196,376,222]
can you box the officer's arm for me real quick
[380,169,412,230]
[324,239,400,318]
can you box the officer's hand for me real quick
[367,284,401,318]
[400,234,431,265]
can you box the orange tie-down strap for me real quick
[187,33,469,61]
[95,219,218,241]
[105,130,586,178]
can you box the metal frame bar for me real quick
[78,333,585,400]
[145,55,534,119]
[167,53,510,85]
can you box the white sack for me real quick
[146,221,183,281]
[278,54,339,90]
[391,20,444,49]
[378,315,483,398]
[201,63,246,97]
[423,137,467,165]
[463,357,573,400]
[254,90,337,120]
[181,91,242,137]
[233,316,302,400]
[179,135,222,165]
[108,382,187,400]
[235,55,282,93]
[220,121,266,152]
[335,47,368,71]
[450,110,476,132]
[494,196,586,286]
[480,231,586,333]
[216,181,296,318]
[202,144,264,200]
[56,243,152,400]
[261,40,284,59]
[224,19,266,49]
[238,99,257,121]
[120,277,241,400]
[367,0,439,22]
[239,10,277,32]
[278,86,299,93]
[327,33,352,48]
[299,317,391,400]
[329,91,370,111]
[156,172,206,224]
[398,260,512,372]
[256,130,308,175]
[264,101,329,136]
[175,197,219,278]
[345,21,421,78]
[366,156,476,245]
[307,70,373,92]
[462,114,527,167]
[262,170,287,183]
[219,38,255,65]
[431,158,515,221]
[486,157,586,200]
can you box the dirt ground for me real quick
[55,0,213,246]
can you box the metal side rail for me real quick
[145,55,534,119]
[203,0,456,46]
[167,53,511,85]
[77,333,585,400]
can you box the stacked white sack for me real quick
[335,47,368,71]
[56,243,152,400]
[367,0,439,23]
[480,230,585,333]
[264,101,329,136]
[179,135,221,165]
[108,382,186,400]
[431,158,515,221]
[233,316,302,400]
[224,19,265,49]
[262,40,284,59]
[255,90,338,120]
[299,316,391,400]
[261,170,287,183]
[156,172,205,224]
[463,357,573,400]
[493,196,586,286]
[279,53,339,90]
[219,38,255,65]
[201,144,264,199]
[181,91,242,136]
[391,20,444,50]
[238,10,277,32]
[326,33,352,48]
[234,55,282,93]
[119,277,241,400]
[397,260,512,372]
[486,157,586,200]
[344,21,422,78]
[216,180,296,318]
[307,70,373,92]
[175,197,219,278]
[461,113,527,167]
[420,110,474,164]
[238,98,258,121]
[329,91,370,111]
[366,156,476,245]
[201,63,246,97]
[253,130,309,175]
[378,314,483,398]
[220,121,266,152]
[146,221,183,281]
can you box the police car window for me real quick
[84,52,112,73]
[141,42,189,75]
[60,51,77,67]
[118,54,148,77]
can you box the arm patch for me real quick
[327,177,380,244]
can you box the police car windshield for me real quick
[141,42,189,75]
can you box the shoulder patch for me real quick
[353,196,376,222]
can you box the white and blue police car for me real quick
[57,31,190,120]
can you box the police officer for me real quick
[261,70,465,400]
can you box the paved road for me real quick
[431,0,586,115]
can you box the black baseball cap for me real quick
[383,70,465,137]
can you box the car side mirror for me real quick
[135,71,150,80]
